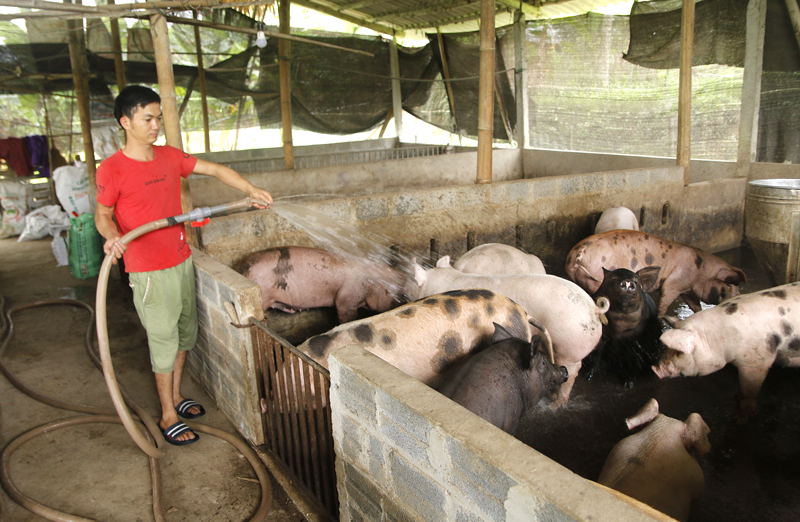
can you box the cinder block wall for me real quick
[189,251,266,444]
[329,345,662,521]
[198,166,746,275]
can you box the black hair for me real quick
[114,85,161,128]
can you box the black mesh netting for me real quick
[2,1,798,159]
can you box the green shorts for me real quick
[129,256,198,374]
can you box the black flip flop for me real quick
[162,421,199,446]
[175,399,206,419]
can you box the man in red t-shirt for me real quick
[96,85,273,445]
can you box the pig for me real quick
[583,267,664,388]
[565,230,747,316]
[296,289,548,388]
[594,206,640,234]
[406,257,609,407]
[598,398,710,522]
[653,282,800,424]
[233,246,402,324]
[452,243,546,276]
[437,324,568,435]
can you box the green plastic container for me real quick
[68,213,105,279]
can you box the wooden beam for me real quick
[494,78,512,142]
[107,0,126,89]
[178,76,197,117]
[495,0,542,17]
[737,0,767,180]
[784,0,800,51]
[0,0,265,13]
[389,35,403,139]
[290,0,402,37]
[194,10,211,152]
[676,0,694,186]
[476,0,494,184]
[514,9,528,149]
[279,0,294,169]
[65,1,96,187]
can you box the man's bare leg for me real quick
[172,350,202,417]
[156,369,196,442]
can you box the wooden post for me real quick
[676,0,695,186]
[107,0,126,89]
[436,28,459,133]
[738,0,767,180]
[494,79,513,142]
[514,10,528,151]
[784,0,800,51]
[194,10,210,152]
[476,0,495,184]
[279,0,294,169]
[150,12,197,245]
[389,35,403,140]
[65,1,96,187]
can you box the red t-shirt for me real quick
[96,145,197,273]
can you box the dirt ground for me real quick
[0,237,306,522]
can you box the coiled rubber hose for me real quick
[0,198,273,522]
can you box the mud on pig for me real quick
[565,230,746,316]
[233,246,402,324]
[296,289,551,388]
[437,324,568,435]
[654,282,800,424]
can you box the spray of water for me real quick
[269,200,417,302]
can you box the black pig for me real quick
[583,267,664,388]
[437,323,568,435]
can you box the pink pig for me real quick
[598,398,710,522]
[565,230,746,316]
[654,282,800,423]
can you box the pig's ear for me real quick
[492,322,515,343]
[722,267,747,285]
[520,334,541,371]
[436,256,451,268]
[660,328,697,355]
[625,398,659,430]
[637,266,662,292]
[413,261,428,287]
[684,413,711,456]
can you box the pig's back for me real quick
[454,244,546,275]
[298,290,530,385]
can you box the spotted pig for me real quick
[296,289,546,388]
[654,282,800,424]
[233,246,401,323]
[565,230,746,316]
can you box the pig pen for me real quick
[185,156,754,520]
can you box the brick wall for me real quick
[188,251,266,444]
[329,345,663,522]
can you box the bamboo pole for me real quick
[107,0,125,89]
[389,35,403,140]
[194,10,210,152]
[514,9,528,150]
[279,0,294,170]
[784,0,800,51]
[476,0,494,184]
[737,0,767,180]
[379,106,392,138]
[150,11,197,247]
[65,2,96,187]
[178,76,197,117]
[676,0,695,186]
[437,27,459,133]
[494,78,512,142]
[0,0,264,13]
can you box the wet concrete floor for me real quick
[516,244,800,522]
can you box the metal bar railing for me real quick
[251,319,338,520]
[219,145,448,174]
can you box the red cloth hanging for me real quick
[0,138,33,177]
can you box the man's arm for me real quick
[95,202,126,264]
[192,159,273,208]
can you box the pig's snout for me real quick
[558,366,568,383]
[620,280,637,294]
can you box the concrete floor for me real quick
[0,237,307,522]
